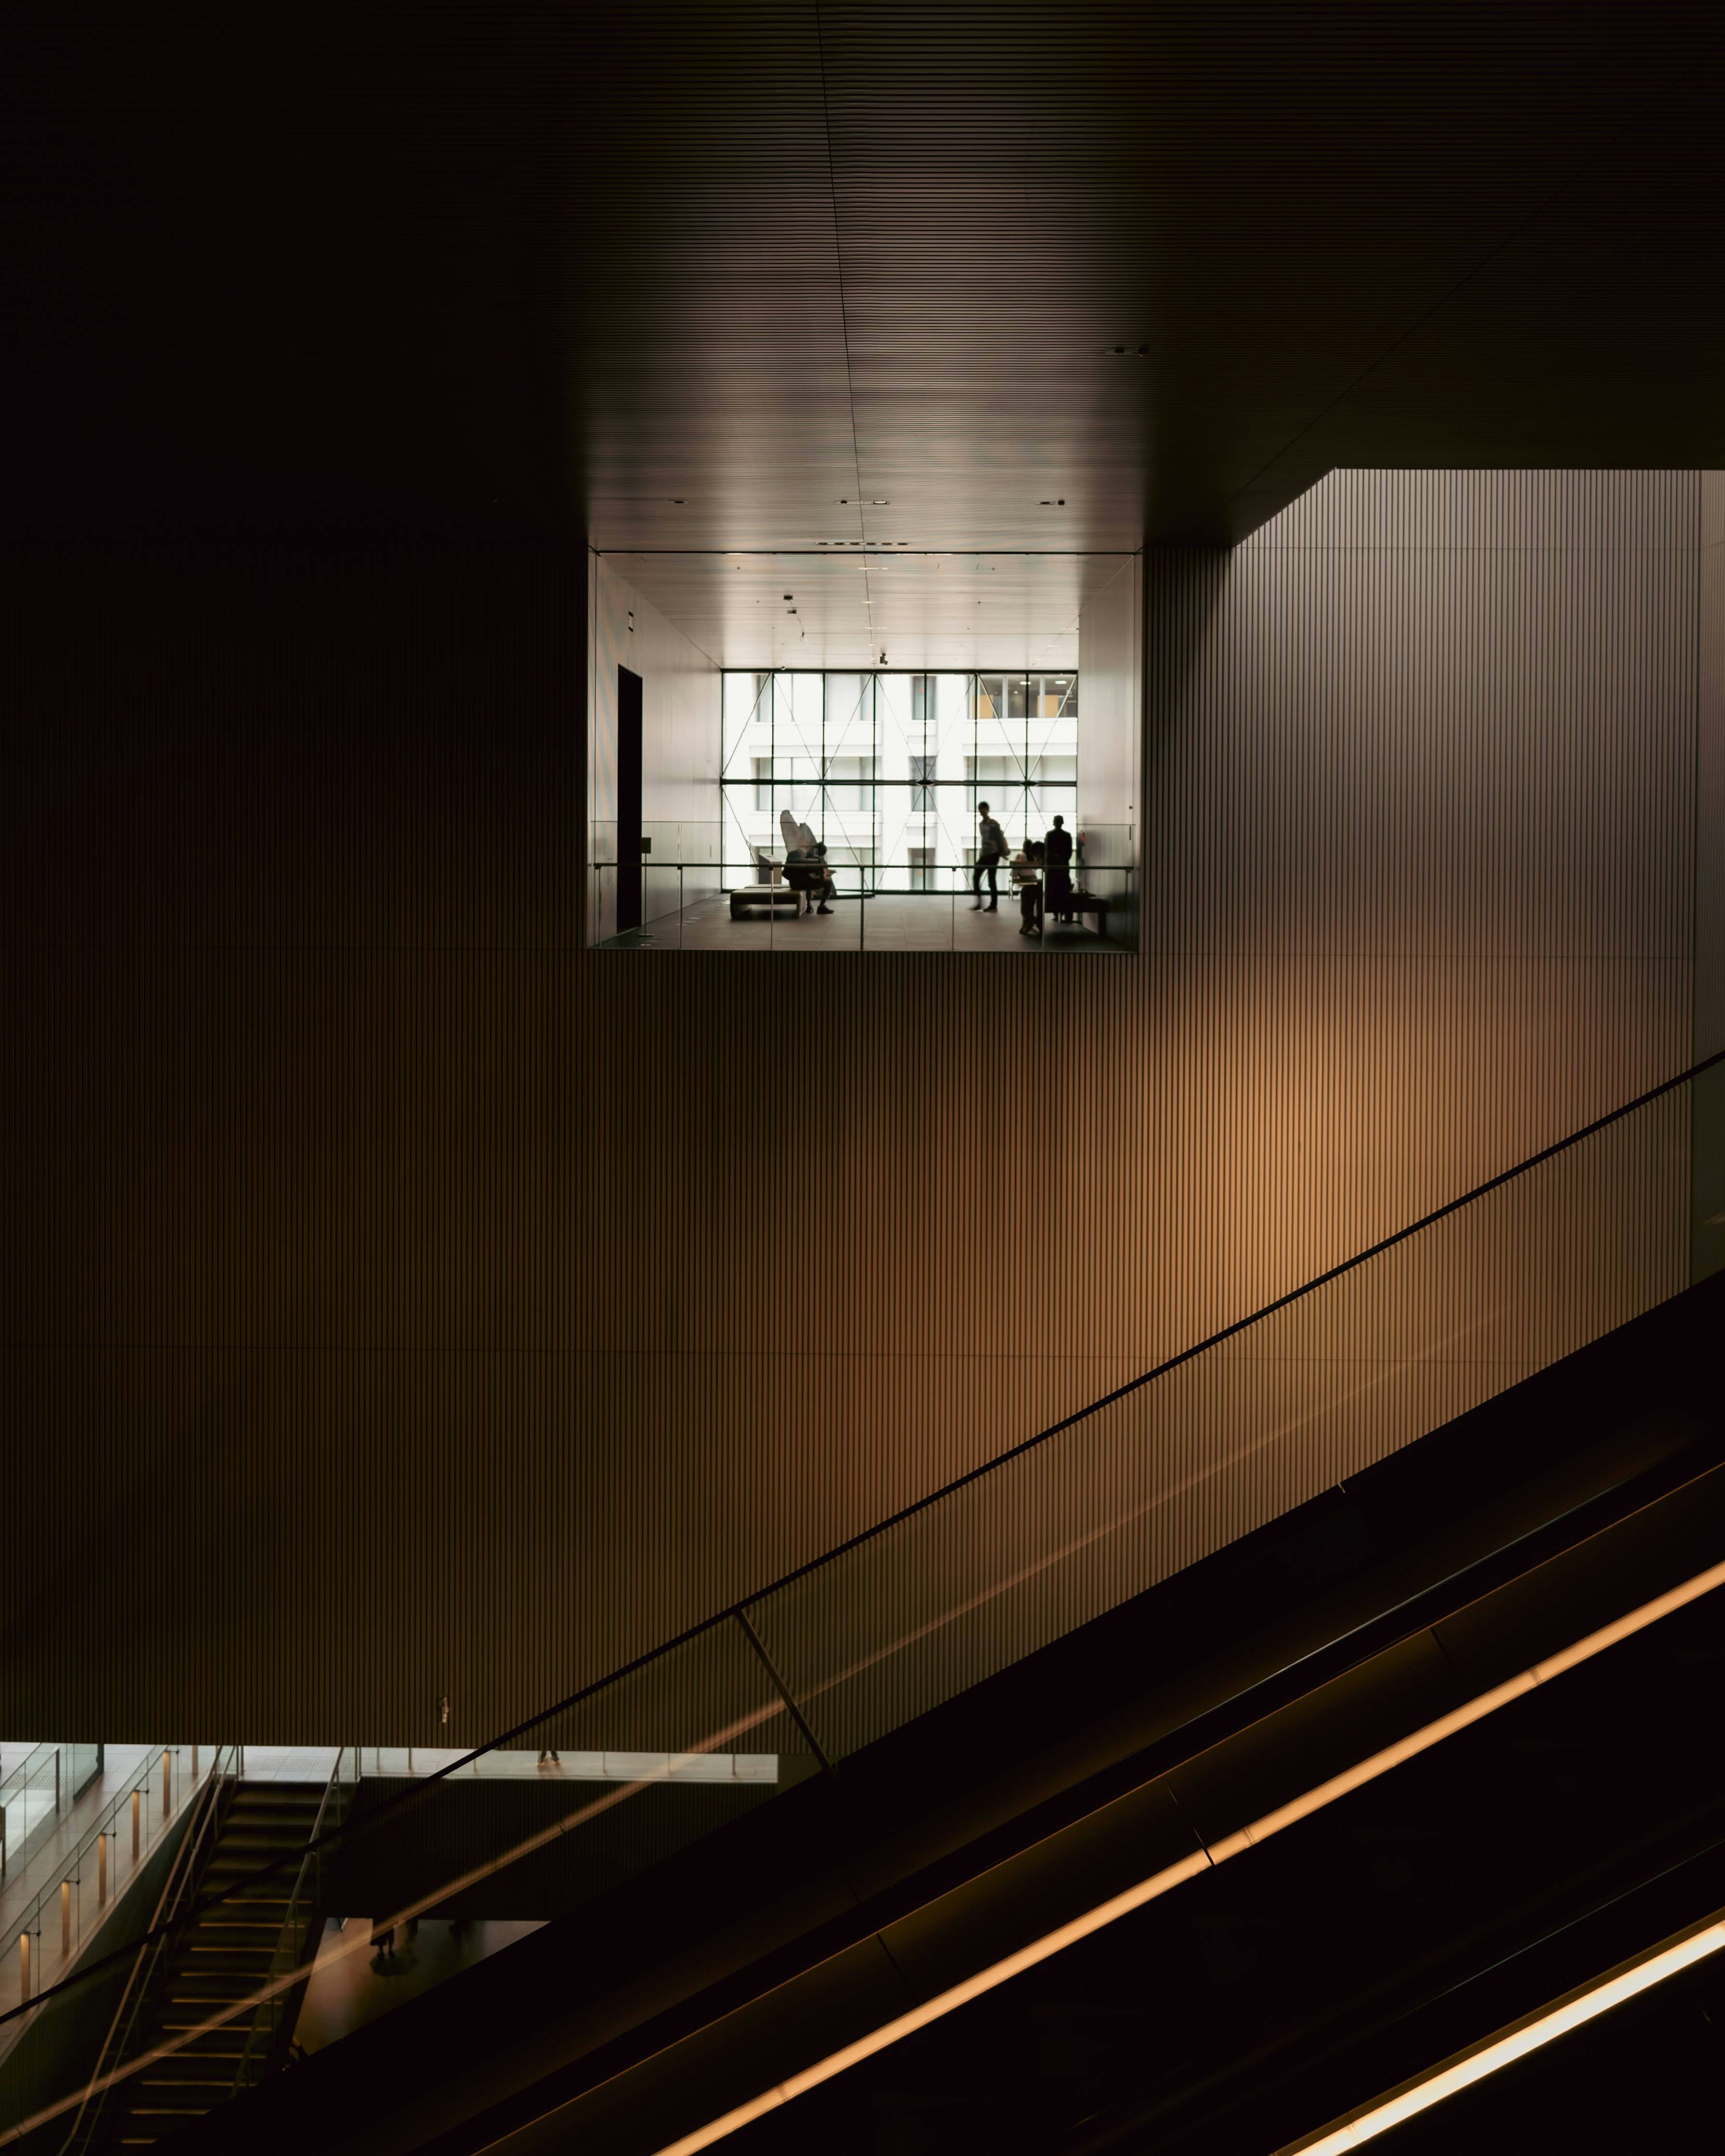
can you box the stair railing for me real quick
[1,1745,195,2046]
[56,1745,242,2156]
[230,1749,353,2092]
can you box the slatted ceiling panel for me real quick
[575,2,1723,557]
[602,550,1122,669]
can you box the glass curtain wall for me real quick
[721,673,1078,892]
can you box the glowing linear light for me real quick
[1282,1913,1725,2152]
[644,1555,1725,2156]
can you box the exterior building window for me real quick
[720,672,1079,893]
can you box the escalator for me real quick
[155,1266,1725,2155]
[6,1059,1723,2155]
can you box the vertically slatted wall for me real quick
[3,474,1707,1740]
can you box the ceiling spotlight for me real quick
[871,498,890,505]
[783,593,793,599]
[879,650,888,664]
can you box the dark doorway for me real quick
[616,664,643,933]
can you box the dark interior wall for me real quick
[1697,471,1725,1279]
[4,544,586,1742]
[2,473,1707,1749]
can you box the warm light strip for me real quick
[1281,1914,1725,2152]
[641,1555,1725,2156]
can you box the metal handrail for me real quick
[56,1746,240,2156]
[3,1747,201,2022]
[231,1748,349,2092]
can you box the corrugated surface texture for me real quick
[1697,470,1725,1277]
[568,4,1725,552]
[3,473,1711,1741]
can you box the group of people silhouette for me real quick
[971,802,1074,937]
[758,804,1076,930]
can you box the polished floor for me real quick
[296,1915,545,2053]
[600,892,1128,953]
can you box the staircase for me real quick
[88,1783,325,2147]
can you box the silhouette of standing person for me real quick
[971,801,1005,912]
[1043,814,1073,912]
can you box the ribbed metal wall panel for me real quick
[1697,471,1725,1277]
[2,475,1708,1743]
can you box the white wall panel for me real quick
[589,554,722,939]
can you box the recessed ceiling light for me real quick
[871,499,890,505]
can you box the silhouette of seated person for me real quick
[1043,815,1074,911]
[783,840,836,916]
[1011,839,1045,937]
